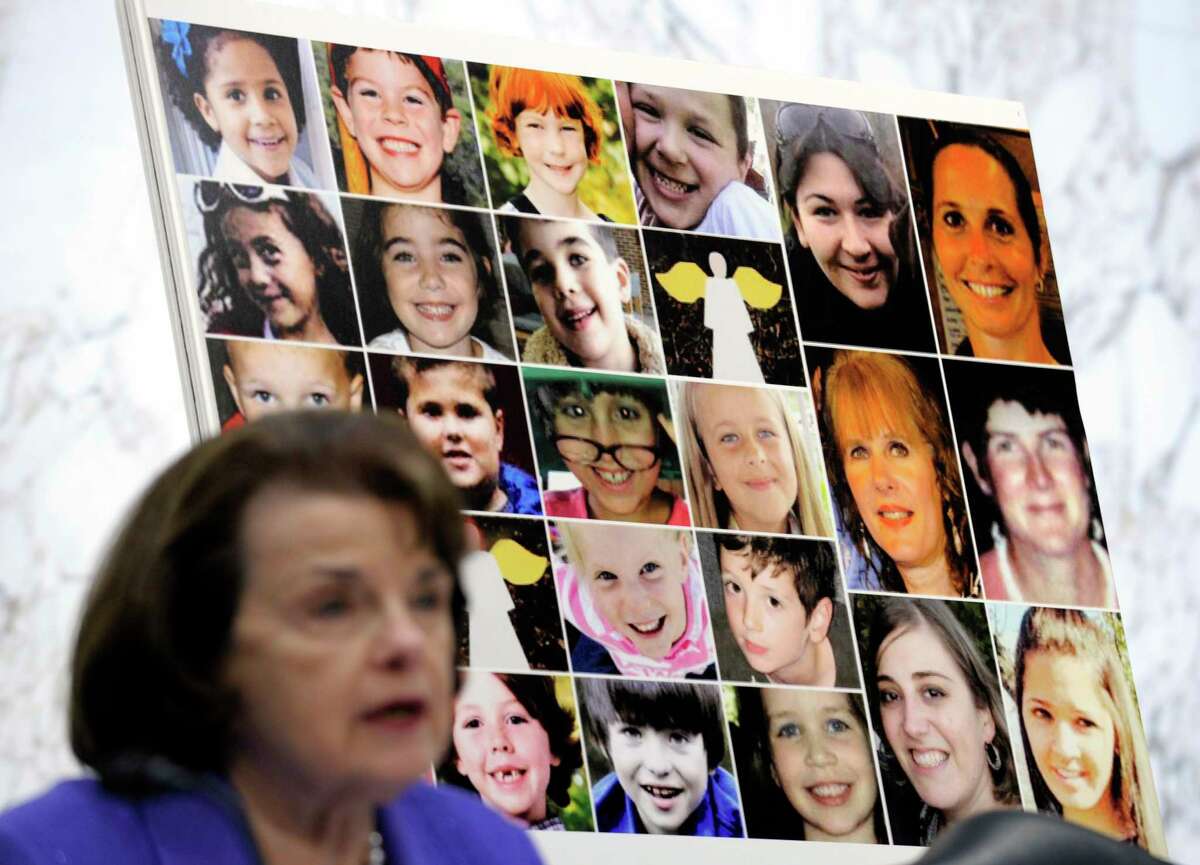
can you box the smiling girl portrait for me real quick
[154,21,334,188]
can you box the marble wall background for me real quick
[1,0,1196,860]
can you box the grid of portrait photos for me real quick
[146,16,1165,856]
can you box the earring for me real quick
[985,741,1002,772]
[1092,517,1105,544]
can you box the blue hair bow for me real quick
[161,20,192,76]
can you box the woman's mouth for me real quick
[910,748,949,770]
[362,699,427,731]
[743,476,777,492]
[807,782,852,807]
[646,163,698,200]
[961,279,1015,300]
[843,264,883,287]
[876,505,914,528]
[559,305,597,331]
[415,302,457,322]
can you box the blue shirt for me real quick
[498,462,543,516]
[593,766,743,837]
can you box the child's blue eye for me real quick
[307,392,330,407]
[719,432,738,445]
[826,718,851,734]
[640,561,662,579]
[756,428,777,441]
[250,390,275,404]
[775,722,799,739]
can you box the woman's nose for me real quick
[247,253,272,286]
[1025,451,1052,489]
[842,216,872,258]
[372,603,424,669]
[870,455,896,492]
[1050,721,1082,759]
[901,700,930,738]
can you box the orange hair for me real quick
[487,66,604,164]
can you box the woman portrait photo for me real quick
[811,347,978,598]
[900,119,1071,366]
[732,685,886,843]
[856,595,1019,846]
[991,605,1166,856]
[185,179,362,347]
[0,412,541,865]
[763,101,935,353]
[440,671,593,831]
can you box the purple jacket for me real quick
[0,778,544,865]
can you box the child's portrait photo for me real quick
[459,515,568,672]
[470,64,636,224]
[550,521,715,679]
[618,82,778,241]
[762,100,936,354]
[644,230,803,386]
[899,118,1070,366]
[499,215,664,373]
[578,677,744,837]
[152,21,335,189]
[674,379,831,537]
[206,337,367,431]
[440,671,594,831]
[731,685,886,843]
[314,44,486,207]
[698,533,858,688]
[183,178,362,346]
[371,355,542,515]
[523,367,688,526]
[343,198,515,360]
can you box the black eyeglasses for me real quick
[194,182,287,213]
[552,435,660,472]
[774,103,876,150]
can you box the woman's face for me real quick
[837,408,947,578]
[224,485,457,801]
[222,205,322,340]
[692,384,798,533]
[552,390,663,521]
[931,144,1041,346]
[876,624,997,822]
[452,672,559,825]
[1021,651,1117,814]
[763,689,878,843]
[380,206,483,356]
[792,152,896,310]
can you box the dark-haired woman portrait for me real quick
[769,102,935,353]
[0,412,542,865]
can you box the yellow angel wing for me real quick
[654,261,708,304]
[732,266,783,309]
[490,538,548,586]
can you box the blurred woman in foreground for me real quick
[0,411,542,865]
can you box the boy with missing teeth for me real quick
[502,215,665,374]
[580,678,742,837]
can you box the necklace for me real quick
[367,830,385,865]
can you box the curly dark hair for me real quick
[195,182,360,347]
[157,22,307,151]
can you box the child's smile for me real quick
[335,50,462,202]
[515,109,588,197]
[197,37,298,183]
[606,722,710,834]
[628,83,749,230]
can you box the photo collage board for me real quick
[135,8,1164,860]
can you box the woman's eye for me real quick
[887,440,910,458]
[1043,432,1073,452]
[559,403,587,419]
[410,589,446,612]
[847,444,869,460]
[940,209,964,229]
[858,203,885,220]
[811,205,837,219]
[616,404,643,421]
[1074,715,1098,730]
[986,214,1016,237]
[922,686,946,700]
[1029,706,1051,722]
[878,688,899,705]
[312,596,350,618]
